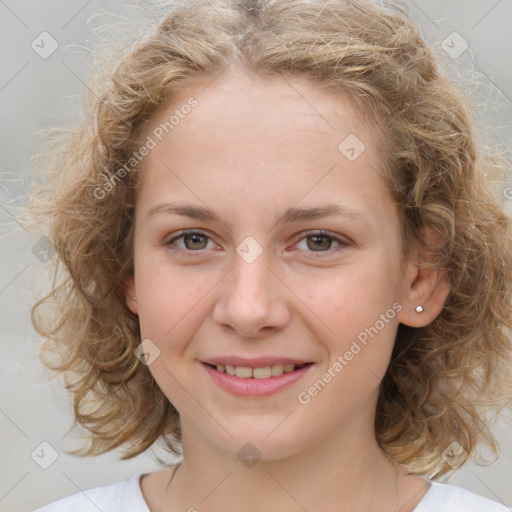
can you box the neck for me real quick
[161,404,426,512]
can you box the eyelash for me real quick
[164,229,350,258]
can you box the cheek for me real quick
[298,259,398,339]
[295,258,399,386]
[134,260,211,405]
[135,254,214,349]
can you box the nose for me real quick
[212,249,291,338]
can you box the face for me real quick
[125,70,426,461]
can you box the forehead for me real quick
[141,69,379,157]
[136,70,391,221]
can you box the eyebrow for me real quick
[146,202,371,229]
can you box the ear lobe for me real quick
[398,268,450,327]
[397,228,450,328]
[123,270,138,315]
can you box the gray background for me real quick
[1,1,511,511]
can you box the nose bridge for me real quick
[229,243,274,305]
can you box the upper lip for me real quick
[201,356,313,367]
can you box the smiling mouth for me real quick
[203,362,312,379]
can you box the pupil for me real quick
[309,235,330,251]
[185,234,206,250]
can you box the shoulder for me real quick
[415,481,511,512]
[32,474,149,512]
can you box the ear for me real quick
[123,269,139,315]
[397,228,450,328]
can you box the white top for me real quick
[32,474,511,512]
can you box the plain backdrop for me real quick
[1,1,511,511]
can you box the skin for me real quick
[125,68,449,512]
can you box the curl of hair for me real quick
[23,0,512,478]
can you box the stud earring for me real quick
[133,297,137,302]
[415,305,424,313]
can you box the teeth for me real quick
[271,364,284,376]
[214,363,306,378]
[235,366,253,378]
[253,367,272,379]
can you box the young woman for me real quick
[27,0,512,510]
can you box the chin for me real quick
[208,416,315,464]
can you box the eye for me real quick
[165,230,217,255]
[293,230,350,256]
[164,229,350,257]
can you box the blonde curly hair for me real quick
[23,0,512,479]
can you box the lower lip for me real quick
[201,363,314,397]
